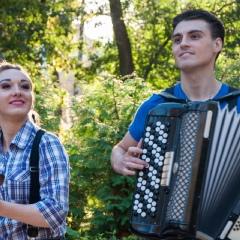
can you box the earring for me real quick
[32,113,36,123]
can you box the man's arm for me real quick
[111,131,148,175]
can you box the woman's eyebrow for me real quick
[0,78,30,83]
[21,79,31,83]
[0,78,11,83]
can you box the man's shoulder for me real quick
[140,93,166,108]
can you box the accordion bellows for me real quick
[129,101,240,240]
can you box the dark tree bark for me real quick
[109,0,134,76]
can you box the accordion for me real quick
[129,101,240,240]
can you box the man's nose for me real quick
[180,36,190,47]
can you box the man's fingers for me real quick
[137,138,143,148]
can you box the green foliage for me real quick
[66,229,141,240]
[81,0,239,89]
[215,55,240,88]
[65,73,153,238]
[0,0,78,72]
[34,74,67,133]
[1,0,239,239]
[0,0,79,133]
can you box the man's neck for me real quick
[180,72,221,101]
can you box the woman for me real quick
[0,61,70,239]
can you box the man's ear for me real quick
[214,37,223,53]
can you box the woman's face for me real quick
[0,69,33,122]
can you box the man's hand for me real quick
[111,138,149,176]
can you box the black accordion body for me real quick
[129,101,240,240]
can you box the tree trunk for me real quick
[109,0,134,76]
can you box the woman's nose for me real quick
[12,86,21,96]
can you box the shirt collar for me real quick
[9,119,38,150]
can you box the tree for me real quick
[0,0,80,132]
[109,0,135,76]
[85,0,240,89]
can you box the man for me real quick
[110,9,240,176]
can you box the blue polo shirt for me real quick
[129,82,240,142]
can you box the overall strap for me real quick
[29,129,45,204]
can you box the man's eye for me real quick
[192,34,200,39]
[174,38,181,43]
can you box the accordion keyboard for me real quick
[132,116,178,220]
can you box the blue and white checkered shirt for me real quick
[0,119,70,239]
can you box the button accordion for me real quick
[129,101,240,240]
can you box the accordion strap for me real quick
[160,85,240,110]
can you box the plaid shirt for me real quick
[0,119,70,240]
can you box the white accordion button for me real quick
[144,138,149,143]
[137,209,142,214]
[148,198,153,203]
[141,212,147,218]
[145,189,150,194]
[162,139,167,144]
[138,177,143,182]
[149,192,154,198]
[134,200,139,205]
[144,195,149,200]
[151,207,156,212]
[155,178,160,183]
[146,126,151,131]
[138,203,143,208]
[135,194,140,199]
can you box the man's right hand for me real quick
[110,134,149,176]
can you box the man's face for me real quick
[172,19,222,72]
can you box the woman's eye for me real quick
[0,83,10,89]
[21,84,30,90]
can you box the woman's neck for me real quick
[0,118,27,154]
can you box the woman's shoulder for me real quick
[39,130,62,145]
